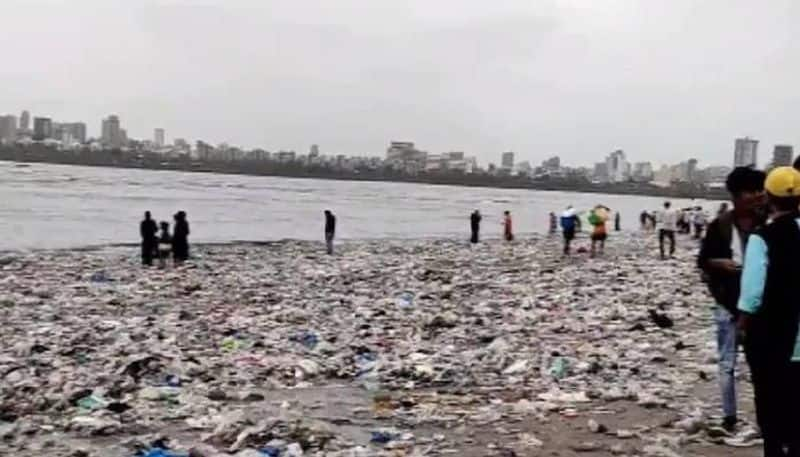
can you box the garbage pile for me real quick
[0,233,756,456]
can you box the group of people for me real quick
[555,205,615,257]
[469,210,515,244]
[640,206,710,239]
[698,165,800,456]
[139,211,190,267]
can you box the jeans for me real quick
[659,229,676,258]
[715,305,738,420]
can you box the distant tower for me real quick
[0,115,18,143]
[501,151,515,170]
[33,117,53,140]
[20,110,30,131]
[734,137,758,168]
[154,128,165,147]
[101,115,122,148]
[772,145,793,167]
[310,144,320,157]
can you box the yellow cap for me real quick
[765,166,800,197]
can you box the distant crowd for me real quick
[139,210,190,268]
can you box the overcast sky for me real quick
[2,0,799,167]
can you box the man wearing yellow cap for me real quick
[738,166,800,457]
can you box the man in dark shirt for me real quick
[470,210,482,243]
[140,211,158,266]
[324,210,336,255]
[698,167,766,432]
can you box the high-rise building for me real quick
[386,141,424,160]
[19,110,30,131]
[605,149,630,183]
[542,156,560,171]
[154,128,165,147]
[734,137,758,168]
[772,145,793,167]
[33,117,53,140]
[516,161,533,176]
[632,162,654,182]
[67,123,87,144]
[0,115,18,143]
[593,162,609,182]
[386,141,427,175]
[309,144,320,157]
[101,115,122,148]
[50,122,85,145]
[196,141,213,160]
[501,151,515,170]
[687,158,699,182]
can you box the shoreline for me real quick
[0,150,727,200]
[0,231,587,255]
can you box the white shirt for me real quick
[659,208,680,231]
[694,211,707,226]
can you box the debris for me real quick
[0,234,735,455]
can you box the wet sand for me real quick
[0,232,760,456]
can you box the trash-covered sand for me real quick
[0,232,760,456]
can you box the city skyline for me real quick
[2,1,800,166]
[1,106,795,172]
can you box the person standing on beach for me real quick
[693,207,708,239]
[324,210,336,254]
[140,211,158,266]
[698,166,766,433]
[614,212,621,231]
[470,210,482,243]
[503,211,514,242]
[548,212,557,234]
[157,221,172,269]
[736,166,800,455]
[560,206,579,255]
[172,211,190,264]
[589,205,609,257]
[658,202,679,259]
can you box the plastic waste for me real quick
[290,331,319,349]
[395,292,414,309]
[0,232,735,456]
[370,430,399,444]
[137,448,189,457]
[76,394,108,411]
[89,270,111,282]
[548,357,569,379]
[259,447,281,457]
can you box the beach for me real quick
[0,231,759,456]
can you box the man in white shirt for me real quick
[658,201,679,259]
[693,208,708,239]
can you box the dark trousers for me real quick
[659,229,675,258]
[791,363,800,457]
[563,228,575,254]
[141,240,156,266]
[325,232,335,254]
[470,229,479,244]
[746,347,800,457]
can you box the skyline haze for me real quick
[2,0,799,167]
